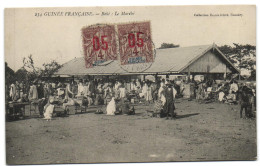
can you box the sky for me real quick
[5,5,256,71]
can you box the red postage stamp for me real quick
[81,24,117,68]
[117,21,154,65]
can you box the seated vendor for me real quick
[62,97,76,109]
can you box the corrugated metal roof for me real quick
[54,44,238,76]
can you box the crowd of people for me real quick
[6,78,179,120]
[6,76,256,120]
[194,79,256,118]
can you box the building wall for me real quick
[182,51,232,73]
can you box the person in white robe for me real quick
[77,82,84,96]
[43,99,55,121]
[29,83,38,101]
[146,84,153,102]
[172,86,177,99]
[140,82,148,98]
[9,83,16,101]
[218,92,225,102]
[114,81,122,90]
[83,82,89,95]
[114,81,121,100]
[65,83,74,99]
[119,85,126,99]
[83,82,93,105]
[106,97,116,115]
[130,81,137,91]
[158,83,166,104]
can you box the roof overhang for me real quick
[179,44,240,74]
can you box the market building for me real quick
[54,43,240,81]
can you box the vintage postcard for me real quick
[4,6,256,164]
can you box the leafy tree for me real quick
[22,54,62,81]
[218,43,256,79]
[5,62,15,85]
[159,43,180,49]
[22,54,41,82]
[15,68,28,82]
[41,60,62,77]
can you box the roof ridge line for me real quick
[175,44,214,72]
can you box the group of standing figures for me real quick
[7,78,179,120]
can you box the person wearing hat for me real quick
[163,82,176,120]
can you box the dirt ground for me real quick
[6,99,257,164]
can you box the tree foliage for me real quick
[19,54,62,82]
[15,68,29,82]
[22,54,42,82]
[218,43,256,79]
[5,62,15,85]
[41,60,62,77]
[159,43,180,49]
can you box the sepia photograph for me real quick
[4,5,256,165]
